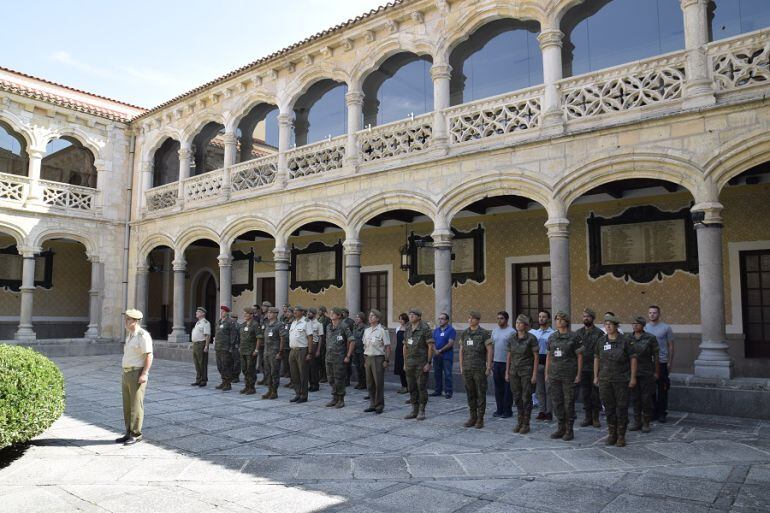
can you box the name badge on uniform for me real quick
[337,335,343,341]
[268,331,273,337]
[440,332,445,337]
[466,339,473,346]
[604,343,611,351]
[244,327,249,332]
[554,349,563,357]
[219,324,223,329]
[408,338,414,345]
[262,325,265,330]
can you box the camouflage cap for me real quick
[554,310,570,323]
[583,308,596,319]
[331,306,344,316]
[318,305,327,313]
[369,309,383,320]
[196,306,207,314]
[515,314,531,325]
[468,310,481,320]
[243,307,256,315]
[294,304,306,312]
[267,307,279,313]
[261,301,272,307]
[408,307,422,317]
[342,307,350,315]
[308,307,317,314]
[603,313,620,325]
[633,315,647,326]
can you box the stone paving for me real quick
[2,355,770,513]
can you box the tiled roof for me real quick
[133,0,410,121]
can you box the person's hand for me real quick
[305,353,312,362]
[459,366,463,375]
[629,378,637,389]
[422,363,430,373]
[530,376,537,385]
[383,360,389,369]
[485,366,492,377]
[574,374,581,385]
[505,374,510,383]
[544,374,549,384]
[252,350,257,357]
[593,376,599,386]
[344,356,350,364]
[203,344,209,353]
[403,365,406,373]
[138,373,148,384]
[276,353,282,360]
[654,372,659,381]
[315,349,321,358]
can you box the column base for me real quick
[84,325,100,339]
[167,328,189,345]
[682,88,716,110]
[693,358,734,379]
[540,111,565,135]
[14,326,36,342]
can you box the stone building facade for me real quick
[2,0,770,385]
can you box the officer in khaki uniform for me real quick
[403,308,435,421]
[594,314,638,447]
[214,305,238,391]
[576,308,604,429]
[629,316,659,433]
[505,314,539,434]
[459,311,493,428]
[325,307,355,408]
[238,307,263,395]
[117,309,153,446]
[545,311,583,441]
[260,307,284,399]
[190,307,211,386]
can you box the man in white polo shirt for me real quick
[117,309,153,446]
[190,306,211,386]
[288,304,314,403]
[363,309,391,414]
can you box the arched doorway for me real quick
[194,271,218,326]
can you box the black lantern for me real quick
[399,243,411,271]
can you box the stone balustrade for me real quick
[709,28,770,93]
[0,172,27,203]
[0,172,99,213]
[229,154,278,194]
[183,169,224,203]
[145,181,179,212]
[357,114,433,162]
[286,136,347,179]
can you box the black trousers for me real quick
[492,361,513,416]
[655,363,670,418]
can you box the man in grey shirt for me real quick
[491,311,514,418]
[645,305,674,423]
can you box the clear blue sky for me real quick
[0,0,386,109]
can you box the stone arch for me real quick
[282,67,352,110]
[0,110,33,148]
[347,191,438,234]
[440,172,554,223]
[220,216,277,248]
[181,112,227,146]
[276,204,348,241]
[137,233,176,262]
[555,151,706,208]
[189,266,219,315]
[44,127,103,161]
[175,226,221,255]
[226,92,280,132]
[350,37,437,88]
[30,227,98,259]
[142,127,185,162]
[0,221,27,248]
[704,130,770,194]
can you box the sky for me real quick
[0,0,387,109]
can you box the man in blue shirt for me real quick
[645,305,675,423]
[431,313,456,398]
[491,311,515,418]
[530,310,555,421]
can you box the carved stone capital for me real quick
[27,148,45,160]
[222,133,238,146]
[431,229,453,248]
[172,259,187,272]
[430,64,453,81]
[343,239,362,255]
[273,246,290,262]
[277,113,293,127]
[178,148,193,160]
[345,91,365,106]
[691,201,724,225]
[545,217,570,238]
[680,0,707,9]
[537,29,564,49]
[136,263,150,274]
[217,254,233,267]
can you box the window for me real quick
[362,54,433,126]
[293,80,348,146]
[514,263,551,321]
[258,277,275,306]
[709,0,770,41]
[361,271,388,323]
[740,250,770,357]
[0,122,27,176]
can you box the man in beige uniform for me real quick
[117,309,153,446]
[190,306,211,386]
[363,309,391,414]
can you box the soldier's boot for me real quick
[562,420,575,441]
[239,386,248,394]
[513,414,523,433]
[464,414,478,428]
[404,404,419,420]
[606,424,618,446]
[580,411,593,428]
[550,423,566,439]
[520,413,531,434]
[261,388,271,399]
[215,382,225,390]
[641,415,652,433]
[268,388,278,400]
[221,380,232,391]
[416,406,426,421]
[257,377,266,385]
[335,398,346,409]
[616,423,627,447]
[592,409,601,428]
[475,415,484,429]
[245,387,256,395]
[629,415,642,432]
[325,395,338,407]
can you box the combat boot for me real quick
[641,415,652,433]
[475,416,484,429]
[580,411,593,428]
[245,387,256,395]
[261,388,271,399]
[239,386,248,394]
[416,406,426,421]
[335,398,345,408]
[221,381,232,391]
[616,423,627,447]
[550,423,566,439]
[215,382,225,390]
[513,414,523,433]
[592,409,601,428]
[629,415,642,431]
[606,424,617,446]
[562,421,575,441]
[463,412,477,428]
[520,413,531,434]
[404,404,418,419]
[268,388,278,400]
[325,396,338,407]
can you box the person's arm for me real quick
[544,352,551,383]
[593,355,600,385]
[505,350,511,382]
[575,353,583,384]
[530,347,539,384]
[630,357,638,388]
[306,324,314,360]
[485,337,493,376]
[667,327,675,368]
[424,336,435,373]
[344,336,355,362]
[138,352,153,384]
[383,328,392,368]
[459,343,464,375]
[403,333,408,371]
[443,337,455,353]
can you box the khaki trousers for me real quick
[365,355,385,411]
[289,347,309,398]
[122,367,147,437]
[192,341,208,383]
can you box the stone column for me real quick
[139,160,153,211]
[433,229,453,322]
[538,28,565,129]
[221,131,236,197]
[692,203,734,378]
[218,252,233,311]
[24,148,44,203]
[15,250,36,341]
[135,264,149,327]
[430,64,452,151]
[84,257,104,339]
[546,216,571,315]
[167,258,188,343]
[681,0,715,107]
[276,112,293,186]
[274,245,290,308]
[344,238,362,315]
[345,90,364,167]
[177,145,192,208]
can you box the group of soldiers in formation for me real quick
[189,303,660,448]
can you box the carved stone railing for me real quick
[357,114,433,162]
[39,179,97,211]
[0,172,27,202]
[560,51,687,120]
[286,136,346,179]
[145,182,178,212]
[183,169,224,203]
[447,88,543,144]
[709,29,770,93]
[230,154,277,192]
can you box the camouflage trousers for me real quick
[463,368,488,419]
[262,351,280,390]
[600,380,630,427]
[215,350,233,383]
[631,375,655,420]
[231,346,241,380]
[580,371,601,414]
[405,361,429,407]
[509,371,534,416]
[239,354,257,388]
[326,358,347,398]
[548,377,576,424]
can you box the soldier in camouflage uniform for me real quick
[577,308,604,429]
[459,311,493,429]
[260,307,285,399]
[230,314,241,383]
[238,307,263,395]
[325,307,355,408]
[505,314,539,434]
[214,305,238,391]
[279,304,292,378]
[594,314,638,447]
[256,301,272,385]
[317,306,330,383]
[403,308,435,421]
[341,308,355,386]
[545,311,583,441]
[629,316,659,433]
[352,312,367,390]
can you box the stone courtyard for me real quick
[0,355,769,513]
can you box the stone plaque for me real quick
[0,252,21,281]
[232,259,250,285]
[296,251,337,282]
[290,240,343,293]
[600,219,687,265]
[408,225,485,286]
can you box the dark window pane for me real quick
[747,272,760,288]
[748,323,763,339]
[748,306,762,322]
[748,289,762,306]
[746,255,759,271]
[377,59,433,125]
[709,0,770,41]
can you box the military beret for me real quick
[309,307,317,314]
[603,313,620,325]
[583,308,596,319]
[262,301,272,307]
[516,314,531,325]
[220,305,231,313]
[408,307,422,317]
[318,305,327,313]
[294,304,306,311]
[124,309,143,320]
[369,309,383,320]
[633,316,647,326]
[331,307,344,316]
[267,307,279,313]
[554,311,570,323]
[468,310,481,320]
[196,306,207,314]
